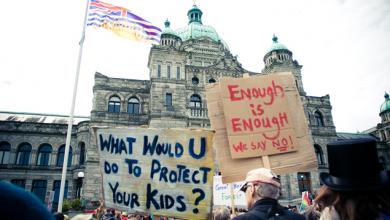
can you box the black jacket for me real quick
[232,198,305,220]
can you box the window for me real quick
[297,172,311,194]
[157,64,161,78]
[16,143,32,165]
[314,144,324,165]
[189,94,202,108]
[127,97,140,114]
[11,179,25,189]
[52,180,68,211]
[167,65,171,78]
[108,96,121,113]
[192,76,199,85]
[208,78,216,83]
[176,67,180,79]
[57,145,72,167]
[314,111,324,127]
[0,141,11,164]
[37,144,52,166]
[31,180,47,203]
[79,142,86,165]
[166,93,172,106]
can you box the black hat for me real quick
[320,138,390,191]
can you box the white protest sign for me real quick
[213,176,246,207]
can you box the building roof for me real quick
[0,111,89,125]
[174,4,229,50]
[161,19,177,36]
[336,132,377,140]
[266,35,289,53]
[380,92,390,114]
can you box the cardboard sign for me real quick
[206,73,317,183]
[213,176,246,207]
[220,75,298,158]
[96,128,215,220]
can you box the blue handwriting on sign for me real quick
[150,159,211,184]
[143,135,207,159]
[99,134,136,155]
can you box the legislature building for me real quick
[1,4,389,210]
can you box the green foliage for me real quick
[62,198,83,212]
[71,198,83,211]
[62,200,72,212]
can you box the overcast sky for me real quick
[0,0,389,132]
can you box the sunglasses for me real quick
[241,183,255,192]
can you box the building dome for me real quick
[267,35,289,53]
[175,4,229,50]
[380,92,390,114]
[161,19,178,36]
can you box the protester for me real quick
[54,212,65,220]
[0,181,54,220]
[315,138,390,220]
[213,206,231,220]
[232,168,305,220]
[121,212,128,220]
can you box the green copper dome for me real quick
[175,4,229,50]
[161,19,177,36]
[267,35,289,53]
[380,92,390,114]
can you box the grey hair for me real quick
[213,207,230,220]
[254,182,280,199]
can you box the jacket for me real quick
[232,198,305,220]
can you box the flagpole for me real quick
[57,0,90,213]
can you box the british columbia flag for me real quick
[87,0,161,44]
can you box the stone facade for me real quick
[1,4,389,210]
[0,112,89,210]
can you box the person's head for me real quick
[315,138,390,219]
[239,168,281,208]
[0,181,54,220]
[213,207,230,220]
[53,212,64,220]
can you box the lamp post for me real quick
[77,171,84,199]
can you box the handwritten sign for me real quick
[96,128,215,220]
[206,73,316,183]
[220,74,298,158]
[213,176,246,207]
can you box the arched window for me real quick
[192,76,199,85]
[127,97,140,114]
[57,145,72,167]
[79,142,85,165]
[108,96,121,113]
[37,144,52,166]
[189,94,202,108]
[16,143,32,165]
[0,141,11,165]
[208,78,216,83]
[314,111,324,127]
[314,144,324,165]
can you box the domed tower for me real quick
[175,4,230,51]
[160,19,182,48]
[262,35,306,96]
[380,92,390,124]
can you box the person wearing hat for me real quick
[315,138,390,220]
[232,168,305,220]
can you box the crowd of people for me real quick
[1,138,389,220]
